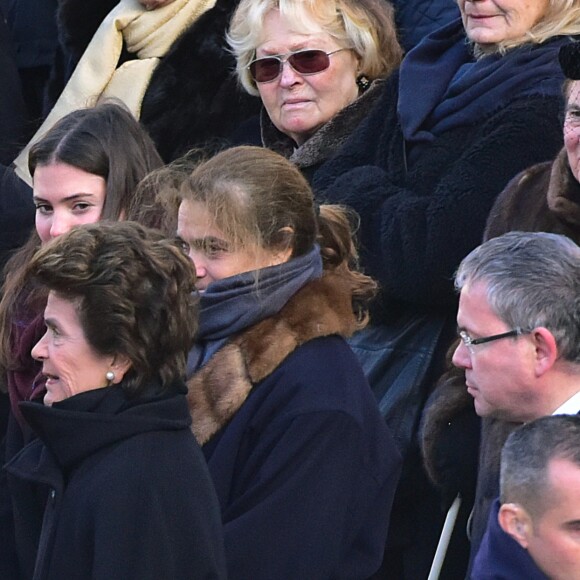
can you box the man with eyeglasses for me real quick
[450,231,580,578]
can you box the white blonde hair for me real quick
[227,0,402,96]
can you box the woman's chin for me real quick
[43,392,54,407]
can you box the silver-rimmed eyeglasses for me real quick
[248,48,351,84]
[458,327,530,354]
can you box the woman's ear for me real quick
[270,227,294,266]
[498,503,532,548]
[109,354,132,384]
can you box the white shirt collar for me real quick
[552,390,580,416]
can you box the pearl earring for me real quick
[106,371,115,383]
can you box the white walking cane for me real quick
[427,494,462,580]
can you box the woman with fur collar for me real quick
[156,146,402,580]
[227,0,403,182]
[421,40,580,573]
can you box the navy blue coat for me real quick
[471,500,548,580]
[312,71,564,312]
[187,273,402,579]
[204,337,400,579]
[5,385,227,580]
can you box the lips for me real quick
[466,383,479,399]
[466,13,499,19]
[43,370,59,383]
[282,98,311,109]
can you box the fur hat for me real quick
[559,42,580,80]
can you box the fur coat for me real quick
[421,146,580,558]
[261,80,386,182]
[187,270,364,444]
[47,0,261,162]
[185,271,402,579]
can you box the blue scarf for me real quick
[187,246,323,374]
[398,18,568,158]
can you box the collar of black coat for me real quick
[15,384,191,470]
[548,147,580,227]
[186,271,360,445]
[260,79,385,170]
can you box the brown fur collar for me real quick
[486,148,580,242]
[187,271,359,444]
[261,79,385,170]
[547,147,580,227]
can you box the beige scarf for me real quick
[14,0,216,184]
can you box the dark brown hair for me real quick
[0,102,168,375]
[26,222,198,394]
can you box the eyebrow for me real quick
[32,192,98,203]
[192,236,228,246]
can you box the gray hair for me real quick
[500,415,580,519]
[455,231,580,364]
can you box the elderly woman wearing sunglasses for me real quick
[227,0,402,181]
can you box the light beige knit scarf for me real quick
[14,0,216,184]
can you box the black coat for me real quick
[0,15,28,164]
[312,71,564,313]
[5,385,227,580]
[46,0,261,162]
[0,166,34,279]
[0,0,58,69]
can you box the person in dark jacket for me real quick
[0,13,27,165]
[4,221,227,580]
[0,13,34,277]
[0,103,171,579]
[447,231,580,580]
[227,0,402,182]
[475,416,580,580]
[307,2,580,577]
[421,39,580,576]
[155,145,402,579]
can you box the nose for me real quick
[188,250,207,280]
[31,330,48,361]
[49,211,72,239]
[564,122,580,144]
[279,60,303,87]
[451,339,472,370]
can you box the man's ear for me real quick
[531,327,558,377]
[498,503,532,549]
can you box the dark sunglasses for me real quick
[248,48,350,84]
